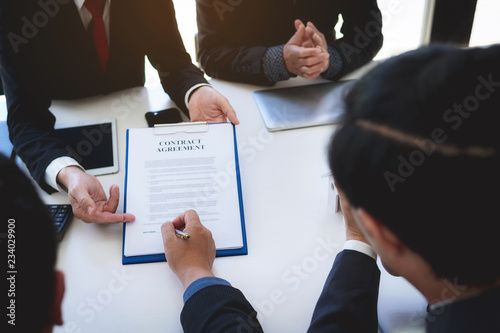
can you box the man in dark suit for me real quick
[196,0,383,85]
[0,0,238,224]
[0,153,64,332]
[161,44,500,332]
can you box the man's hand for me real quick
[305,22,330,75]
[283,20,330,80]
[337,189,370,244]
[57,166,135,224]
[161,210,216,289]
[305,22,329,53]
[188,86,239,124]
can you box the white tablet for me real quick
[253,80,356,132]
[54,118,119,176]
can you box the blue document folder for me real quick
[122,123,247,265]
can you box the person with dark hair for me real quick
[196,0,383,85]
[1,153,64,332]
[161,44,500,332]
[0,0,239,225]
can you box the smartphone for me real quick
[145,108,183,127]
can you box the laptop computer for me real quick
[253,80,356,132]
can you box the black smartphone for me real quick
[145,108,183,127]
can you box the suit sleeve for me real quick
[0,1,75,194]
[181,285,264,333]
[307,250,381,333]
[329,0,383,80]
[140,0,209,117]
[196,0,272,86]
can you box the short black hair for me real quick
[0,154,57,331]
[330,44,500,286]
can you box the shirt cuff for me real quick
[263,45,291,83]
[184,83,212,111]
[343,240,377,261]
[321,46,343,80]
[44,156,84,192]
[183,277,232,303]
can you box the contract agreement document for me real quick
[122,122,247,264]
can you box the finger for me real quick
[103,184,120,213]
[170,211,189,230]
[305,26,316,40]
[307,22,320,33]
[301,60,329,76]
[288,24,305,45]
[183,210,202,231]
[226,109,240,125]
[294,19,305,31]
[300,69,322,79]
[302,40,314,48]
[161,222,178,244]
[307,22,324,41]
[302,63,329,79]
[313,33,326,50]
[217,94,240,125]
[71,186,97,216]
[224,105,240,125]
[85,211,135,224]
[297,47,322,59]
[300,71,322,80]
[298,53,328,67]
[170,209,201,230]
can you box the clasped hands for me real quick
[284,19,330,80]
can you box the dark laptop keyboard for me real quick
[46,204,73,241]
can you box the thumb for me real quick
[222,100,239,125]
[72,186,96,215]
[215,92,240,125]
[288,24,305,45]
[294,19,305,31]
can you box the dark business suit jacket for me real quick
[0,0,207,193]
[181,250,380,332]
[196,0,383,85]
[426,285,500,333]
[182,249,500,332]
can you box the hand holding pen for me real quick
[161,210,216,289]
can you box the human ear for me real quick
[356,209,405,257]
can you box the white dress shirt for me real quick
[343,240,377,260]
[74,0,111,42]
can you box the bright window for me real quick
[374,0,426,60]
[469,0,500,47]
[146,0,428,86]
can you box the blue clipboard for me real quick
[122,122,247,265]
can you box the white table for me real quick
[1,65,426,332]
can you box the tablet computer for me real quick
[55,118,119,176]
[253,80,356,132]
[0,120,14,159]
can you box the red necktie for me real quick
[84,0,108,72]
